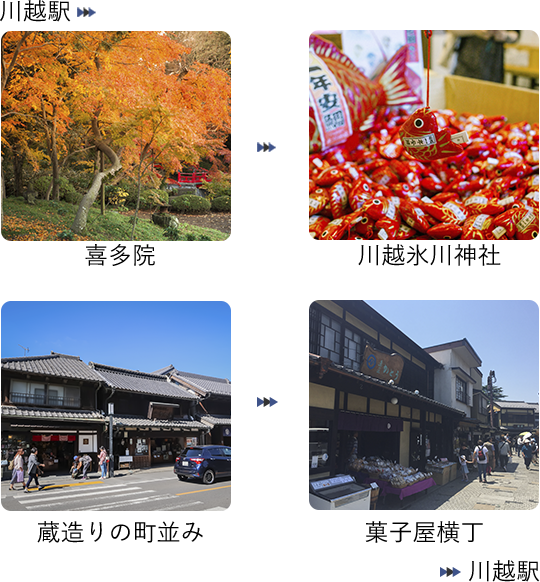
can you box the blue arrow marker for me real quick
[268,143,276,152]
[257,396,277,408]
[88,7,96,16]
[439,566,461,578]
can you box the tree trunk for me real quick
[12,149,25,196]
[0,156,6,242]
[71,118,121,235]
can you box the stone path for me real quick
[379,458,538,510]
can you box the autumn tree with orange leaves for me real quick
[1,31,231,235]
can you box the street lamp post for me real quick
[108,402,114,478]
[488,370,497,429]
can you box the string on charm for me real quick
[424,30,432,108]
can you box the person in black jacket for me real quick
[24,448,45,492]
[451,31,520,83]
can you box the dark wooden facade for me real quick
[309,301,464,480]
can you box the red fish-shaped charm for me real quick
[309,35,421,153]
[399,107,467,161]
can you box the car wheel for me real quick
[177,475,186,481]
[202,469,215,485]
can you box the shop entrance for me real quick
[150,436,184,465]
[33,440,76,473]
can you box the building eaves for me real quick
[425,338,482,367]
[2,405,105,422]
[109,414,206,430]
[309,353,465,417]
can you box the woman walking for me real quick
[98,446,108,479]
[24,448,45,492]
[9,448,25,491]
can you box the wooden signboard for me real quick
[361,344,404,384]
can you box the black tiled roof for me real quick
[110,414,206,430]
[92,363,196,400]
[198,414,231,426]
[2,405,105,422]
[1,353,103,382]
[156,366,231,396]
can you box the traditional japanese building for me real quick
[1,352,226,477]
[309,301,465,480]
[1,353,105,473]
[154,365,231,446]
[90,363,207,469]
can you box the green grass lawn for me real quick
[1,197,228,241]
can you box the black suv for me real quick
[174,445,231,484]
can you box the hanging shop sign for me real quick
[361,344,404,384]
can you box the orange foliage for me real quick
[2,215,92,241]
[2,31,231,182]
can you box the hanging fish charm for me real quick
[399,107,469,161]
[309,35,421,154]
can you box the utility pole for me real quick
[488,370,496,429]
[108,402,115,478]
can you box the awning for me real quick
[338,411,403,432]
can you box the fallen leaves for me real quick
[2,214,92,241]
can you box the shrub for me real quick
[211,195,231,212]
[107,186,130,208]
[170,195,211,214]
[203,172,231,200]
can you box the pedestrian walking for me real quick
[521,440,534,470]
[531,439,538,465]
[498,439,511,471]
[98,446,108,479]
[473,440,489,483]
[24,448,45,492]
[483,437,495,474]
[8,448,25,491]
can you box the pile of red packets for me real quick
[309,108,539,240]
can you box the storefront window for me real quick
[9,380,80,407]
[307,418,332,473]
[319,314,341,364]
[2,434,30,464]
[343,328,361,371]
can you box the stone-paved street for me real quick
[379,457,538,510]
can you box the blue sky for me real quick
[365,300,539,404]
[1,302,231,379]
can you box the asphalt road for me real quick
[1,466,231,511]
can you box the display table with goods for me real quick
[349,457,436,501]
[309,34,539,241]
[425,460,458,486]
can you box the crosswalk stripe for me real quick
[13,483,126,503]
[4,472,230,511]
[22,489,148,509]
[149,500,206,511]
[85,494,182,511]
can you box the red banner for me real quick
[32,434,76,442]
